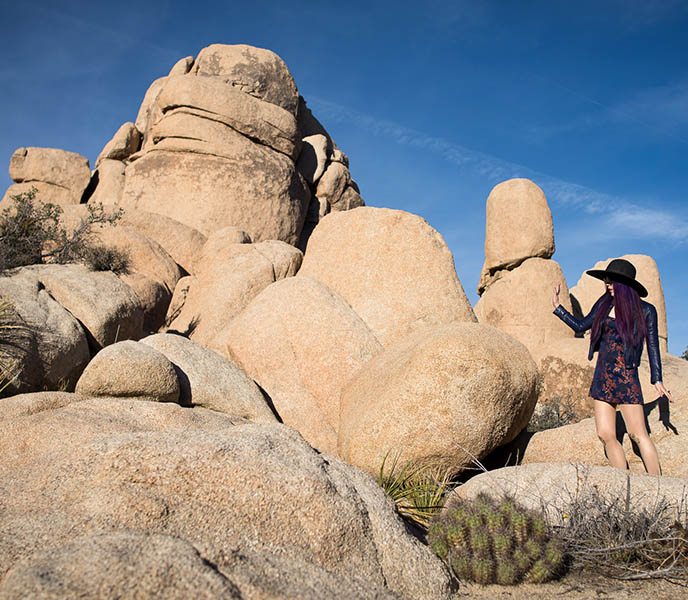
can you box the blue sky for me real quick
[2,0,687,355]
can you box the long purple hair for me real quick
[591,281,647,347]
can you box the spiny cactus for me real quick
[427,492,566,585]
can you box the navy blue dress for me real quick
[588,316,643,405]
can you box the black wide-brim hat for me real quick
[586,258,648,297]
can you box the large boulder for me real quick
[299,207,476,346]
[478,178,554,293]
[192,43,300,116]
[518,350,688,478]
[167,239,302,346]
[0,270,90,393]
[95,122,141,167]
[339,323,538,475]
[21,264,143,352]
[75,340,180,403]
[474,257,574,356]
[0,406,454,600]
[1,147,91,208]
[0,532,242,600]
[140,333,277,422]
[447,462,688,523]
[218,276,383,453]
[569,254,668,352]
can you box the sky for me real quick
[1,0,687,356]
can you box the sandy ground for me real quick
[454,569,686,599]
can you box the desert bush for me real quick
[527,395,578,433]
[428,493,566,585]
[378,451,456,529]
[556,477,688,582]
[84,244,130,275]
[0,187,128,273]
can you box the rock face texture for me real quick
[220,276,383,453]
[1,147,91,208]
[475,257,574,355]
[0,402,453,599]
[115,44,341,246]
[478,178,555,293]
[299,207,476,346]
[339,323,538,475]
[569,254,668,352]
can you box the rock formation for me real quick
[475,179,574,356]
[2,147,92,208]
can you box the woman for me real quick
[551,258,673,475]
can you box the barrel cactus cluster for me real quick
[428,493,565,585]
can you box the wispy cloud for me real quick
[523,74,688,145]
[309,96,688,244]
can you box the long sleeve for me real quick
[552,296,604,333]
[644,303,663,384]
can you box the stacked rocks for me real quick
[474,178,574,356]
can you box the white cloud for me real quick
[309,96,688,244]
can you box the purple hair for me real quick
[591,281,647,347]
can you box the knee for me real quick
[597,430,617,446]
[628,431,648,445]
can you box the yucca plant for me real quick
[378,451,456,529]
[0,299,23,394]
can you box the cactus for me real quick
[428,494,565,586]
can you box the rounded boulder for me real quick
[75,340,179,403]
[299,207,476,346]
[339,323,538,475]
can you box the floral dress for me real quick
[589,316,643,405]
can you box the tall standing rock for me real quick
[299,207,476,346]
[569,254,668,352]
[478,178,555,294]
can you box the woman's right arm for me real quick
[551,285,601,333]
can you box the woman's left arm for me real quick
[646,304,673,402]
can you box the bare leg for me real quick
[619,404,662,475]
[593,399,627,469]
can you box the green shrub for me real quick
[84,244,130,275]
[428,493,565,585]
[0,187,127,273]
